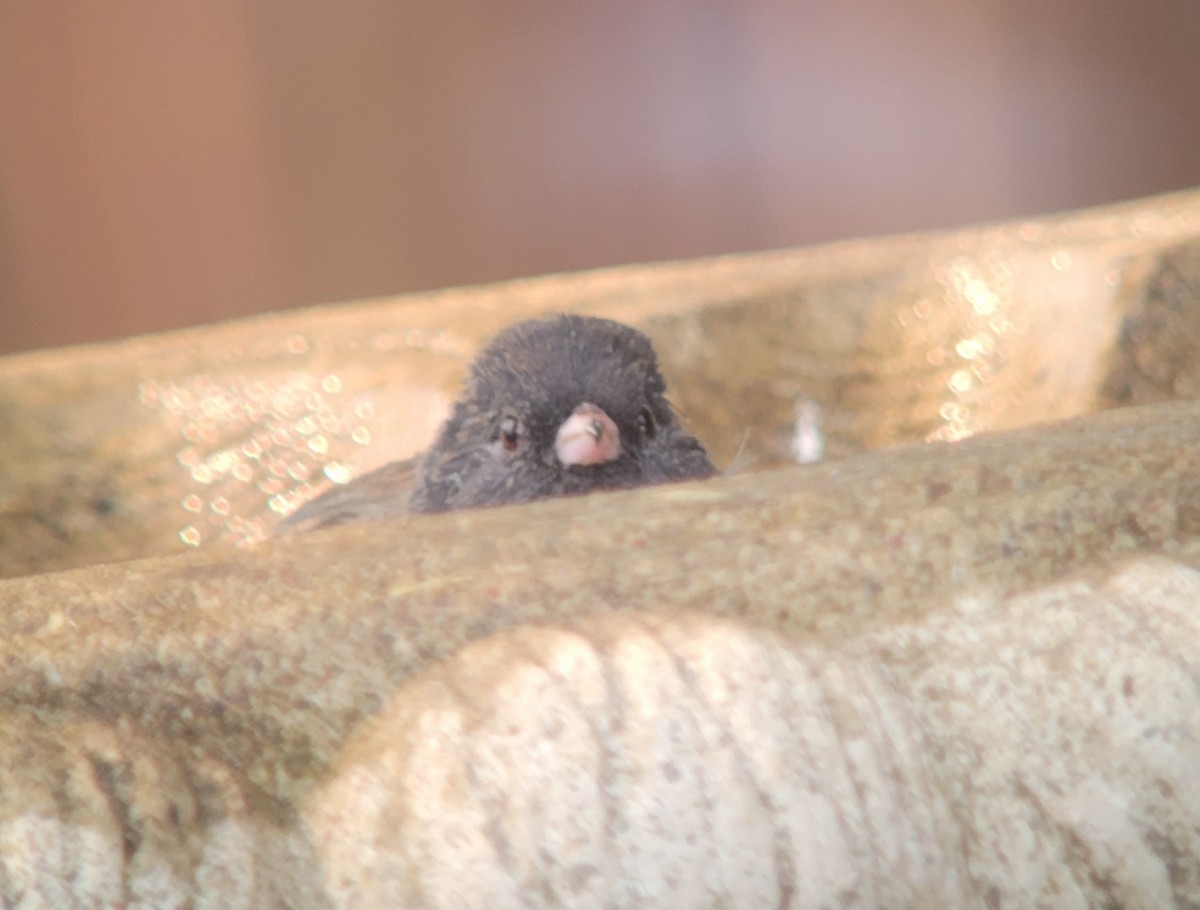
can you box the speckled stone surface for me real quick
[4,188,1200,578]
[0,190,1199,906]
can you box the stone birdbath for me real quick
[0,188,1198,907]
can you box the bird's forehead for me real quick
[470,318,662,417]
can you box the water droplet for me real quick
[324,462,352,484]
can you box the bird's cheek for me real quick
[631,449,667,483]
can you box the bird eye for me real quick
[637,406,657,440]
[497,413,523,452]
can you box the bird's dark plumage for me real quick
[277,314,714,533]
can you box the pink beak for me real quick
[554,402,622,466]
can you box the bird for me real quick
[276,313,715,533]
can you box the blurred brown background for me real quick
[2,2,1199,356]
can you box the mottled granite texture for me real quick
[0,190,1199,906]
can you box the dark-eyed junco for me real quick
[276,314,715,533]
